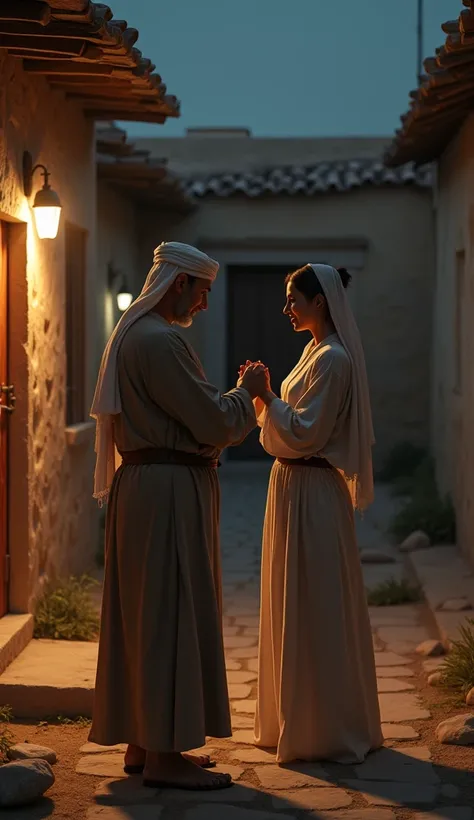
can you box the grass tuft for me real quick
[367,577,423,607]
[34,575,100,641]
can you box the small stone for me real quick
[272,787,352,811]
[0,759,55,807]
[360,550,396,564]
[416,640,446,657]
[382,724,419,740]
[428,672,443,687]
[436,713,474,745]
[439,599,472,612]
[226,659,242,671]
[399,531,431,552]
[466,687,474,706]
[8,742,57,764]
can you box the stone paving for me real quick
[78,463,473,820]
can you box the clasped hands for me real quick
[237,360,276,407]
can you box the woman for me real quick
[246,263,383,765]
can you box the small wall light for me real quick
[23,151,62,239]
[108,263,133,312]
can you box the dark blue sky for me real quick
[110,0,459,138]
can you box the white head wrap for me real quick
[310,264,375,511]
[90,241,219,504]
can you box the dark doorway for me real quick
[227,265,308,459]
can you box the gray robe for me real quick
[89,313,256,752]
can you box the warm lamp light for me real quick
[108,262,134,313]
[23,151,62,239]
[117,289,133,312]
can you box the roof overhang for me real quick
[0,0,180,123]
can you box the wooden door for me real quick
[0,223,8,615]
[227,265,308,459]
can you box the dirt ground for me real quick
[2,659,474,820]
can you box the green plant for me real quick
[34,575,100,641]
[439,618,474,694]
[389,456,456,543]
[378,442,427,483]
[0,706,13,764]
[367,578,422,607]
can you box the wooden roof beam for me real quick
[0,20,119,45]
[0,1,51,25]
[0,35,101,58]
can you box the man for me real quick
[89,242,263,791]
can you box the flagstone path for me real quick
[79,463,473,819]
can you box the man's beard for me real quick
[175,312,193,328]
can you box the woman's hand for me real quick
[238,363,268,399]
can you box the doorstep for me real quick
[406,545,474,642]
[0,613,34,675]
[0,638,98,719]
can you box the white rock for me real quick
[428,672,443,687]
[416,640,446,657]
[360,549,396,564]
[8,743,57,765]
[0,759,55,807]
[439,598,472,612]
[399,531,430,552]
[436,714,474,745]
[465,688,474,706]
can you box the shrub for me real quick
[367,578,423,607]
[34,575,100,641]
[378,442,427,483]
[0,706,13,764]
[439,618,474,694]
[389,456,456,544]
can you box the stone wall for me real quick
[431,115,474,566]
[0,52,98,610]
[138,184,435,471]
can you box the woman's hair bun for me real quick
[337,267,352,289]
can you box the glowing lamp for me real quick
[117,288,133,312]
[23,152,62,239]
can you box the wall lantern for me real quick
[23,151,62,239]
[108,263,133,312]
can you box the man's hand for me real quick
[238,363,268,399]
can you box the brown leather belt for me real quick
[120,447,220,469]
[277,456,332,468]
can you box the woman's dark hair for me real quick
[285,264,352,301]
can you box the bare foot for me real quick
[143,752,232,790]
[124,746,214,770]
[182,752,214,767]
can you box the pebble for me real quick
[416,640,446,657]
[0,759,55,807]
[436,713,474,745]
[428,671,443,686]
[7,742,57,764]
[399,531,430,552]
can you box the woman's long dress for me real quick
[254,333,383,764]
